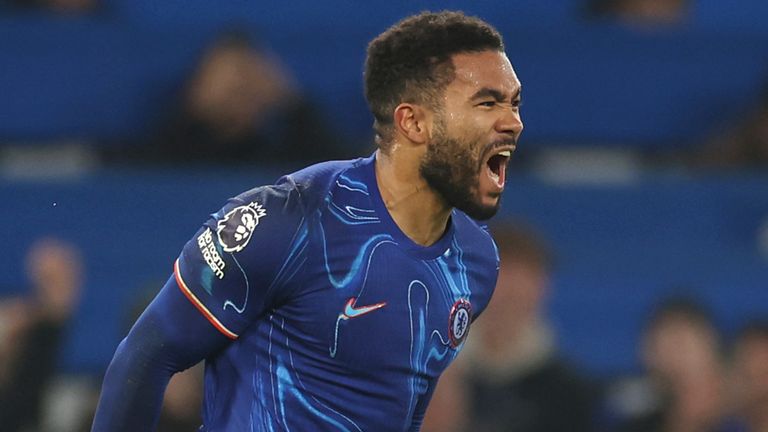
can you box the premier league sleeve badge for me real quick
[216,201,267,253]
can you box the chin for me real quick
[474,207,500,221]
[459,200,500,221]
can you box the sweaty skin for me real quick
[436,50,522,210]
[377,50,523,246]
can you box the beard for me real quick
[419,120,502,221]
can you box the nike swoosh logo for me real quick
[341,297,387,319]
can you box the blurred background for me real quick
[0,0,767,431]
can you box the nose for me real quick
[495,106,523,140]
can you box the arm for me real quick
[91,275,230,431]
[93,181,306,431]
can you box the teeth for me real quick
[497,150,511,157]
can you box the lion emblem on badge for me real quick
[448,298,472,348]
[216,202,267,253]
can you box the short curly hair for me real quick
[364,11,504,150]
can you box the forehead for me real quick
[447,50,520,97]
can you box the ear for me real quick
[393,103,432,144]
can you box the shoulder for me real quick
[451,211,500,262]
[276,157,369,213]
[228,157,366,217]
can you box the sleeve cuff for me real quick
[174,259,239,340]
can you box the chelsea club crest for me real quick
[448,298,472,348]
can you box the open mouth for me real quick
[485,148,512,188]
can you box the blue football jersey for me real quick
[175,154,500,431]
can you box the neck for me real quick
[374,148,451,246]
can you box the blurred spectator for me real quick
[423,223,596,432]
[587,0,689,26]
[103,30,349,168]
[608,298,730,432]
[155,365,204,432]
[0,238,83,432]
[729,321,768,432]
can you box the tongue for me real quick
[496,159,506,186]
[487,155,507,187]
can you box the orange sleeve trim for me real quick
[174,259,238,340]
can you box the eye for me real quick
[512,99,522,108]
[477,100,496,108]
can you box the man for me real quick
[92,10,523,431]
[0,238,84,432]
[102,30,348,168]
[611,298,728,432]
[730,321,768,432]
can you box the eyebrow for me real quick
[470,87,522,102]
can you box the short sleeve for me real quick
[174,181,306,339]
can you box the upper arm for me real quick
[92,182,308,431]
[175,182,307,339]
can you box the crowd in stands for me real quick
[420,225,768,432]
[5,231,768,431]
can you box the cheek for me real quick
[442,108,482,137]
